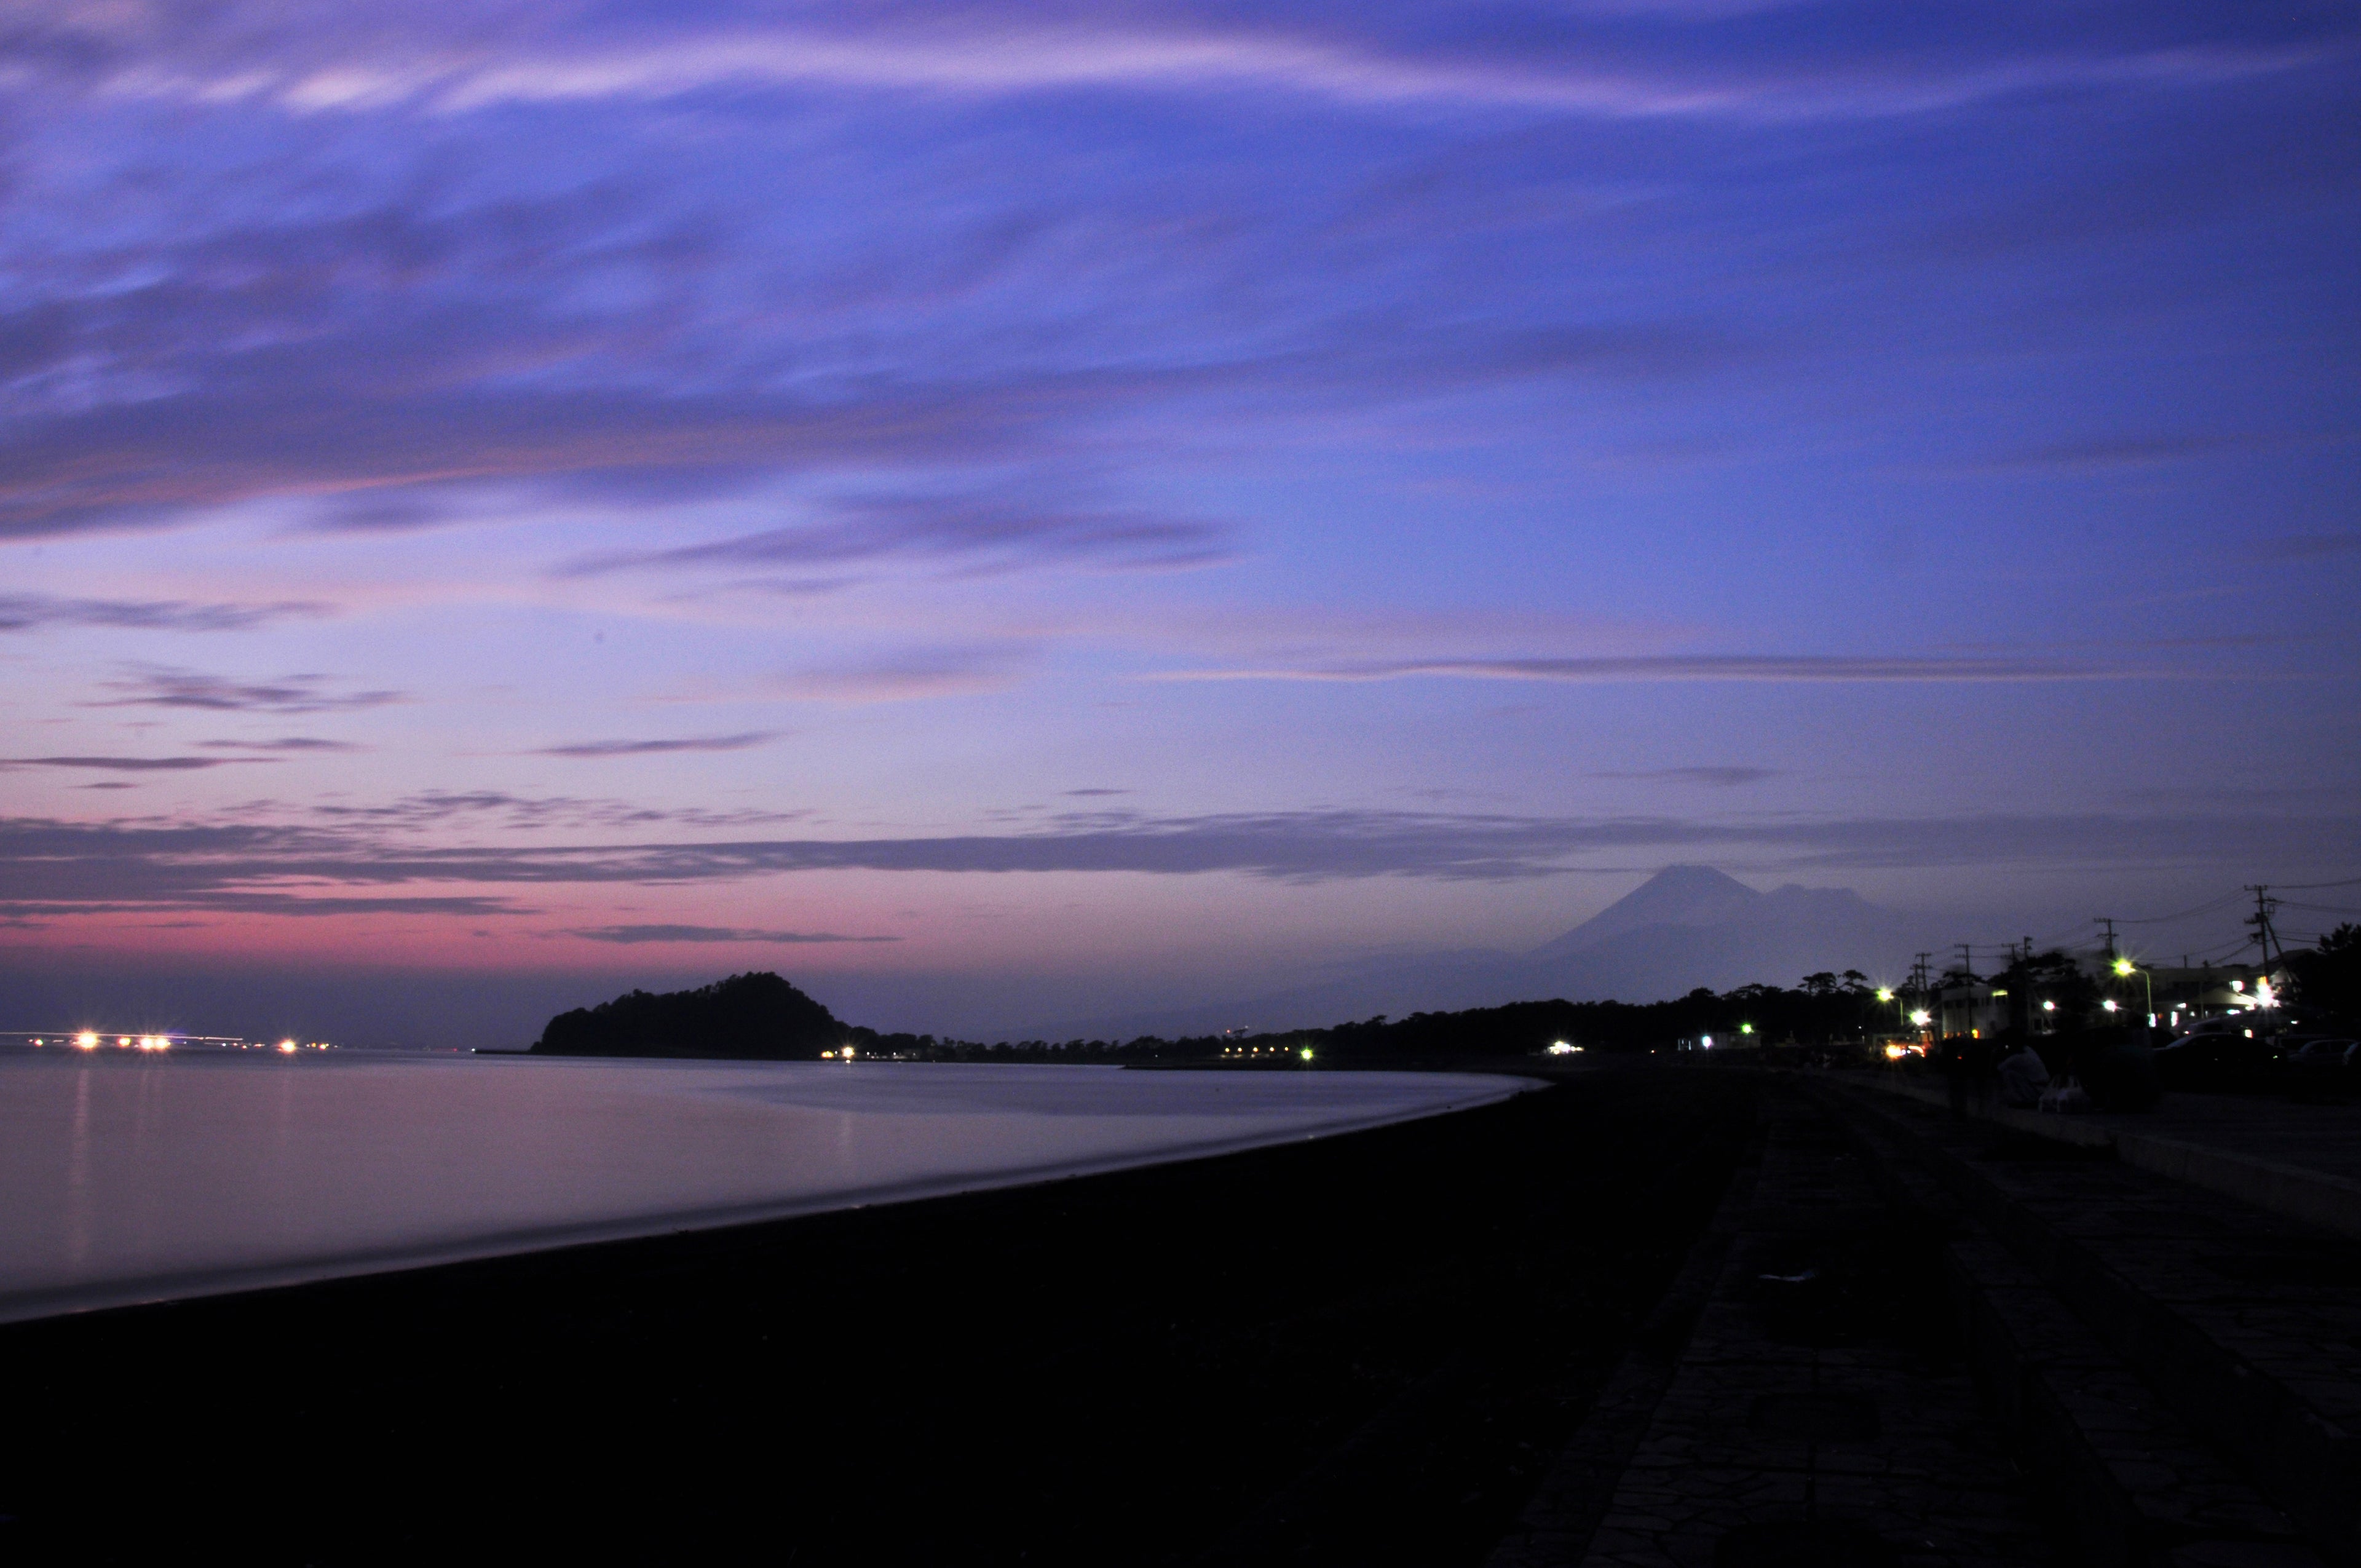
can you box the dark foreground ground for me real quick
[0,1066,1755,1566]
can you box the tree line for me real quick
[530,968,1906,1064]
[530,929,2361,1066]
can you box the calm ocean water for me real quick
[0,1050,1525,1322]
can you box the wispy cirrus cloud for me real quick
[64,11,2347,125]
[564,494,1235,581]
[566,924,900,945]
[0,594,329,633]
[744,646,1035,705]
[534,732,780,759]
[1955,429,2359,475]
[0,384,1044,541]
[294,790,810,833]
[0,893,528,921]
[4,802,2351,921]
[1145,653,2124,684]
[89,667,404,715]
[198,737,367,753]
[1594,766,1777,787]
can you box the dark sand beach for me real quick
[0,1064,1753,1565]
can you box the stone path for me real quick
[2113,1091,2361,1186]
[1492,1086,2057,1567]
[1831,1081,2361,1565]
[1856,1071,2361,1243]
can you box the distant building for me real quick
[2132,960,2287,1036]
[1937,981,2007,1041]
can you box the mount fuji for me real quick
[1019,865,1932,1040]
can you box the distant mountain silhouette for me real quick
[1529,864,1765,958]
[1018,865,1932,1040]
[1521,865,1915,1002]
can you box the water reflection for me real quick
[0,1052,1524,1323]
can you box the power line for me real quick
[2116,890,2247,925]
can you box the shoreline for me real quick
[0,1064,1750,1565]
[0,1055,1535,1326]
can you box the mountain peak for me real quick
[1530,865,1763,958]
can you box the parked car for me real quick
[2152,1032,2285,1091]
[2285,1037,2361,1087]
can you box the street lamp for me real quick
[2111,956,2154,1043]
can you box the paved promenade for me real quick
[1856,1069,2361,1240]
[1492,1085,2057,1567]
[2111,1091,2361,1184]
[1496,1069,2356,1567]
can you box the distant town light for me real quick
[278,1039,298,1054]
[1909,1010,1931,1028]
[1875,988,1894,1003]
[2254,982,2276,1008]
[1739,1023,1754,1035]
[1700,1034,1714,1048]
[1299,1047,1315,1061]
[2102,1000,2118,1013]
[76,1032,98,1050]
[2231,980,2244,992]
[1547,1040,1578,1055]
[2041,1000,2055,1013]
[118,1037,131,1048]
[1883,1042,1910,1060]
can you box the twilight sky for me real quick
[3,0,2357,1042]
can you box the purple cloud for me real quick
[199,737,368,753]
[1594,767,1777,788]
[4,803,2351,917]
[0,756,276,772]
[566,924,901,944]
[1149,654,2121,684]
[89,668,404,715]
[535,732,781,759]
[0,595,328,633]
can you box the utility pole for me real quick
[1956,943,1975,981]
[2245,886,2284,1036]
[2244,885,2282,970]
[2095,917,2118,961]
